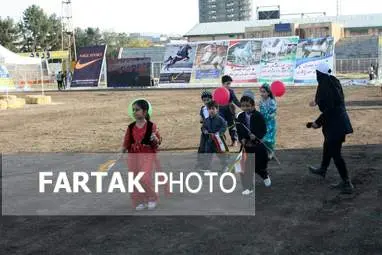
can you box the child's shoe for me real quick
[148,201,157,210]
[264,177,271,187]
[242,189,254,195]
[135,204,147,211]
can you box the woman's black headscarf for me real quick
[315,69,345,113]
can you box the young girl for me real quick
[122,99,162,211]
[259,84,278,159]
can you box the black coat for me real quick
[315,71,353,142]
[236,110,267,143]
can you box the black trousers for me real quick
[321,137,349,181]
[219,108,238,143]
[241,144,269,191]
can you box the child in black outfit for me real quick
[220,75,241,147]
[196,90,212,169]
[236,90,271,195]
[200,100,228,172]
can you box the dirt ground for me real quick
[1,86,382,254]
[1,86,382,152]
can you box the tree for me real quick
[19,5,62,52]
[0,16,19,52]
[126,39,153,48]
[75,27,103,48]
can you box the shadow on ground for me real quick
[1,144,381,254]
[346,100,382,107]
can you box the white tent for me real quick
[0,44,46,93]
[0,44,42,65]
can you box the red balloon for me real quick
[213,87,230,106]
[271,81,286,97]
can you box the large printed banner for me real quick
[378,36,382,81]
[295,37,335,84]
[71,45,106,87]
[159,43,197,84]
[259,37,298,84]
[190,41,228,84]
[159,36,333,86]
[107,58,151,87]
[224,40,262,83]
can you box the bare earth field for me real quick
[1,87,382,254]
[1,87,382,152]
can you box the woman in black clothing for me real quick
[308,62,354,194]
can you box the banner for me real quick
[159,43,196,84]
[224,40,262,83]
[107,58,151,87]
[378,36,382,81]
[0,65,15,91]
[190,41,228,84]
[295,37,335,84]
[71,45,106,87]
[259,37,298,84]
[18,50,69,60]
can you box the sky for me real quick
[0,0,380,35]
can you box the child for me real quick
[201,100,229,171]
[259,83,278,159]
[220,75,241,147]
[122,99,162,211]
[236,90,271,195]
[196,90,212,169]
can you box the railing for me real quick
[335,58,378,73]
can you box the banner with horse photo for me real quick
[224,40,262,84]
[159,43,197,84]
[190,41,229,85]
[294,37,334,84]
[71,45,107,87]
[107,58,151,87]
[259,37,298,84]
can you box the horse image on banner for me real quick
[259,37,298,84]
[224,40,262,84]
[300,37,333,58]
[159,43,197,84]
[295,37,335,84]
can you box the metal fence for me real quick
[336,58,378,73]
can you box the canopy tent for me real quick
[0,44,42,65]
[0,44,47,92]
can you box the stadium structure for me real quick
[183,13,382,74]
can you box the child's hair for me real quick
[261,83,275,99]
[240,96,255,106]
[201,90,212,99]
[206,100,219,109]
[222,75,233,84]
[133,99,150,121]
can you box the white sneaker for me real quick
[242,189,254,195]
[135,204,147,211]
[264,177,271,187]
[148,201,157,210]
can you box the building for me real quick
[199,0,252,23]
[185,13,382,42]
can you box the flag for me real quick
[225,150,247,174]
[211,133,229,153]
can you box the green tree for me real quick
[0,16,20,51]
[19,5,62,52]
[126,38,153,48]
[75,27,103,48]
